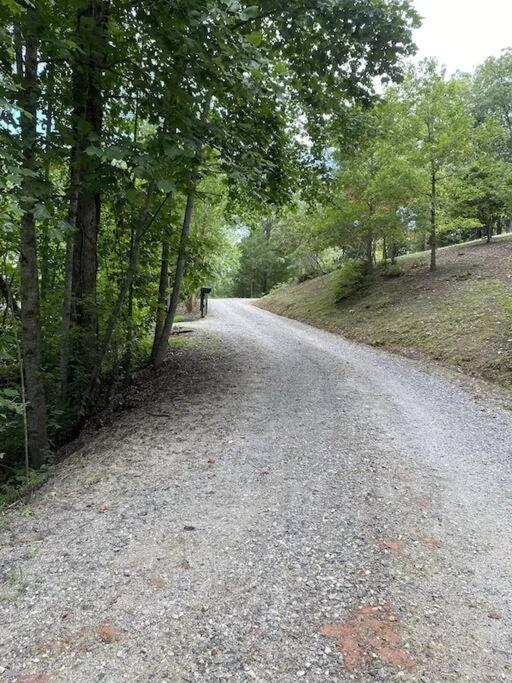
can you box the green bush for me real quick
[333,260,372,303]
[0,467,48,510]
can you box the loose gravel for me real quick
[1,299,512,682]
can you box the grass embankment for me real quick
[257,236,512,389]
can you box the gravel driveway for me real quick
[1,299,512,682]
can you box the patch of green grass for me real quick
[0,467,48,511]
[168,334,195,349]
[259,240,512,389]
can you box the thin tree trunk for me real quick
[40,62,54,302]
[124,224,136,373]
[151,236,171,362]
[486,222,492,243]
[81,185,172,412]
[16,25,49,467]
[58,220,76,397]
[0,275,19,315]
[430,167,437,272]
[153,191,196,366]
[58,154,80,400]
[152,96,211,366]
[365,234,374,270]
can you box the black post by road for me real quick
[200,286,212,318]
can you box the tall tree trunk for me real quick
[151,235,171,362]
[430,167,437,272]
[153,191,196,366]
[0,275,19,316]
[81,183,168,411]
[152,96,211,366]
[365,234,374,270]
[16,25,49,467]
[58,203,77,399]
[40,63,54,302]
[67,0,110,406]
[124,224,136,373]
[486,222,492,244]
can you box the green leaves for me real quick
[157,178,174,193]
[103,145,129,161]
[240,5,259,21]
[246,31,262,46]
[0,388,23,417]
[85,145,102,157]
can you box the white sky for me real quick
[413,0,512,73]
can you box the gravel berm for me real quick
[1,298,512,682]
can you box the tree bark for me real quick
[430,166,437,272]
[16,25,49,467]
[58,208,76,399]
[365,234,374,270]
[152,96,211,366]
[151,235,171,362]
[82,183,168,410]
[40,62,54,302]
[68,0,110,398]
[0,275,19,316]
[153,191,195,366]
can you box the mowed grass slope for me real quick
[257,236,512,389]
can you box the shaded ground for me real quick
[258,236,512,388]
[1,299,512,682]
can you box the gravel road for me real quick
[2,299,512,682]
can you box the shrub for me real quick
[333,260,372,303]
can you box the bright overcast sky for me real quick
[413,0,512,73]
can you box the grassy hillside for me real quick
[257,236,512,389]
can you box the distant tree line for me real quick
[234,53,512,296]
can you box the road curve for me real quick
[1,298,512,682]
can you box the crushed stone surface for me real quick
[1,298,512,682]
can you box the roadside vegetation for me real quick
[0,0,419,501]
[241,52,512,390]
[3,0,512,505]
[235,53,512,300]
[258,237,512,389]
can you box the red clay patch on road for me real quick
[96,621,122,644]
[381,538,403,553]
[415,496,431,509]
[418,532,443,549]
[321,606,415,672]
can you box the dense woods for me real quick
[0,1,419,492]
